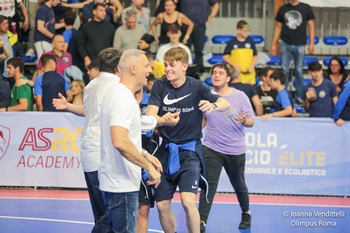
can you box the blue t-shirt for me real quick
[223,37,258,56]
[149,77,219,143]
[304,79,337,117]
[34,71,70,111]
[181,0,218,26]
[275,89,292,113]
[35,5,55,42]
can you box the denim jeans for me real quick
[280,41,305,99]
[102,191,138,233]
[84,171,111,233]
[198,146,249,223]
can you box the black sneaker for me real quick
[200,221,206,233]
[239,213,251,229]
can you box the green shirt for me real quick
[11,76,34,111]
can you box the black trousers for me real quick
[198,146,250,223]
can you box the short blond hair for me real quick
[163,47,189,64]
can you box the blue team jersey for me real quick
[149,77,219,144]
[304,79,337,117]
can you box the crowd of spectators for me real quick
[0,0,349,124]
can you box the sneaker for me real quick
[200,221,206,233]
[294,97,304,105]
[25,48,36,57]
[239,213,251,229]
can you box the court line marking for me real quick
[0,216,164,233]
[0,197,349,208]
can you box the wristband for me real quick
[211,103,218,110]
[184,34,190,39]
[142,149,148,157]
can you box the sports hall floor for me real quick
[0,189,349,233]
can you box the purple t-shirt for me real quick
[203,88,254,155]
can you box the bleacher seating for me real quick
[323,56,349,67]
[303,56,319,66]
[266,55,281,66]
[208,54,225,65]
[321,36,348,55]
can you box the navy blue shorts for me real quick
[154,145,201,202]
[138,179,155,208]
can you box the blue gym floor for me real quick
[0,190,349,233]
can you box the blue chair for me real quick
[303,79,312,86]
[307,36,319,45]
[249,35,264,45]
[211,35,234,44]
[303,56,319,66]
[323,36,348,45]
[295,105,306,113]
[204,77,213,87]
[22,55,37,63]
[266,56,281,66]
[323,57,348,67]
[208,54,225,65]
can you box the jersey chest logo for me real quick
[163,93,192,105]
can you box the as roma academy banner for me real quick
[0,112,86,188]
[216,118,350,196]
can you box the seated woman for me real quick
[325,56,349,95]
[71,80,85,105]
[151,0,193,45]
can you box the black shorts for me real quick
[154,145,201,202]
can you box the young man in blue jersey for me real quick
[147,47,230,233]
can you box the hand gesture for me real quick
[52,93,68,110]
[199,100,215,113]
[147,165,161,188]
[162,111,180,126]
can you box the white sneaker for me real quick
[25,48,36,57]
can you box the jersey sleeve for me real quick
[199,80,220,103]
[148,79,163,107]
[33,75,43,96]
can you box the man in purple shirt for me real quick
[198,64,254,232]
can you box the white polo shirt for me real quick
[99,83,142,193]
[80,72,120,172]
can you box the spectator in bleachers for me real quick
[0,76,11,108]
[113,9,145,49]
[34,0,65,59]
[145,73,155,94]
[304,61,338,118]
[229,68,263,116]
[78,3,115,69]
[0,57,33,112]
[122,0,150,32]
[26,0,40,57]
[70,80,84,105]
[262,70,293,119]
[138,33,154,51]
[156,23,192,64]
[270,0,315,105]
[256,66,277,114]
[154,0,180,17]
[333,77,350,126]
[81,0,122,26]
[0,38,11,62]
[0,15,23,89]
[86,59,99,80]
[35,34,73,79]
[181,0,219,73]
[0,0,29,36]
[63,11,83,70]
[325,56,349,95]
[53,0,77,35]
[223,20,258,85]
[34,54,72,111]
[151,0,193,45]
